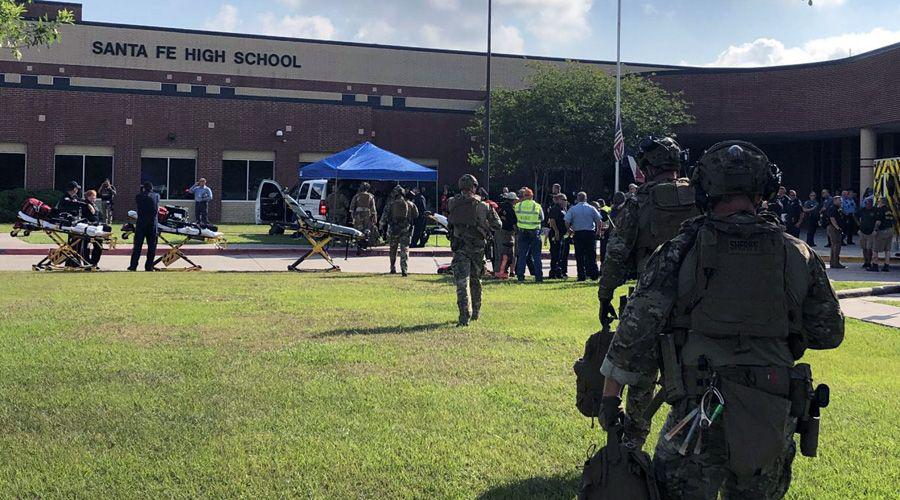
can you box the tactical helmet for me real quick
[359,182,370,192]
[392,185,406,198]
[692,140,781,200]
[458,174,479,191]
[638,136,682,172]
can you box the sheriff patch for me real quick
[727,239,760,254]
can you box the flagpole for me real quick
[484,0,492,191]
[614,0,621,193]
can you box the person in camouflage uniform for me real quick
[599,141,844,499]
[350,182,378,243]
[325,188,350,225]
[379,185,419,276]
[448,174,501,326]
[597,136,700,448]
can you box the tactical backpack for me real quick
[574,295,628,418]
[579,427,660,500]
[574,329,615,419]
[634,179,698,272]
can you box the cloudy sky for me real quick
[75,0,900,67]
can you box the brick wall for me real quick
[0,86,474,222]
[652,46,900,137]
[24,1,82,22]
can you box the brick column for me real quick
[860,128,876,194]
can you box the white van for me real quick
[255,179,328,233]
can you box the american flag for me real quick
[613,116,625,162]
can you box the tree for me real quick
[1,0,74,60]
[467,62,692,194]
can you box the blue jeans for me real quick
[516,229,543,281]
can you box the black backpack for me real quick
[573,329,615,418]
[574,295,628,418]
[579,428,660,500]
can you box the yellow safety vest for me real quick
[515,199,542,230]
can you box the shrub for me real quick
[0,188,63,222]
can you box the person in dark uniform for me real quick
[82,189,104,266]
[410,187,428,248]
[56,180,84,216]
[56,181,87,267]
[128,181,160,272]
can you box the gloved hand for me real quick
[599,299,618,328]
[599,396,623,431]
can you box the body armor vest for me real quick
[448,195,486,240]
[682,219,790,339]
[353,192,374,213]
[390,198,409,223]
[635,179,698,272]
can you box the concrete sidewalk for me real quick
[839,294,900,328]
[1,227,892,264]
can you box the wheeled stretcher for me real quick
[11,198,116,272]
[121,205,226,271]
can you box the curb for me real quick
[836,284,900,299]
[0,246,555,259]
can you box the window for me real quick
[248,161,274,200]
[298,183,310,200]
[220,159,274,200]
[310,182,325,200]
[54,154,113,192]
[222,160,247,200]
[0,152,26,190]
[140,157,196,200]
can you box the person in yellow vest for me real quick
[514,187,544,282]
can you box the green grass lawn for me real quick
[873,299,900,308]
[0,273,896,498]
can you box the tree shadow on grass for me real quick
[313,322,451,338]
[478,472,581,500]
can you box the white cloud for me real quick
[258,12,337,40]
[497,0,592,45]
[355,20,396,42]
[494,24,525,54]
[204,4,240,32]
[196,0,598,56]
[706,27,900,67]
[642,3,659,15]
[428,0,461,10]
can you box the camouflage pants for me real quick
[623,372,656,447]
[653,400,796,500]
[353,216,378,242]
[452,249,485,321]
[388,229,411,273]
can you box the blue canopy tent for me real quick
[299,142,437,182]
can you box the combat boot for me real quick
[401,270,408,277]
[471,309,480,321]
[457,312,470,327]
[390,266,397,274]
